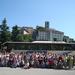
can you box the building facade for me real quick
[63,36,75,43]
[33,21,64,41]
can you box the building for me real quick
[63,36,75,43]
[63,36,70,43]
[32,21,64,41]
[69,38,75,43]
[3,41,75,51]
[20,27,33,35]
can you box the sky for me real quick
[0,0,75,39]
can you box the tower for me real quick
[45,21,49,29]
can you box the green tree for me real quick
[11,25,20,41]
[0,18,11,43]
[11,25,32,42]
[23,34,32,42]
[16,34,24,41]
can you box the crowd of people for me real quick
[0,51,75,69]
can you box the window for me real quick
[53,38,57,41]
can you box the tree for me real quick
[0,18,11,43]
[23,34,32,42]
[11,25,20,41]
[11,25,32,42]
[16,34,24,41]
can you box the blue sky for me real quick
[0,0,75,39]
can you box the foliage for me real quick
[11,25,20,41]
[11,25,32,42]
[23,34,32,42]
[0,18,11,43]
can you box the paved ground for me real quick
[0,67,75,75]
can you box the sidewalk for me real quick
[0,67,75,75]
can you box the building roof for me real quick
[49,28,64,34]
[36,26,64,34]
[32,41,66,44]
[2,41,75,45]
